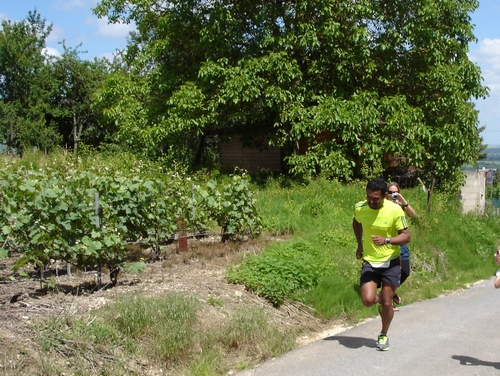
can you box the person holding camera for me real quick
[386,182,416,309]
[494,245,500,289]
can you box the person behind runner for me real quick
[352,178,410,351]
[494,245,500,289]
[387,182,416,308]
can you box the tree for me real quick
[491,170,500,200]
[50,44,109,152]
[0,10,61,153]
[94,0,488,190]
[476,125,488,162]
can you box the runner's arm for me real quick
[352,218,363,259]
[371,228,410,246]
[391,228,410,245]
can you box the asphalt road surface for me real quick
[238,277,500,376]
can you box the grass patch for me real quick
[32,294,298,376]
[300,274,367,321]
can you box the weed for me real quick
[207,295,225,307]
[227,241,329,305]
[31,294,296,376]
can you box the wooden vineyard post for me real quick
[176,217,188,252]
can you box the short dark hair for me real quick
[366,178,387,195]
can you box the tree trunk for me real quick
[72,111,78,153]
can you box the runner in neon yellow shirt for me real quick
[352,178,410,351]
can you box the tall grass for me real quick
[255,177,365,237]
[3,148,167,176]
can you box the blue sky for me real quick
[0,0,134,61]
[469,0,500,146]
[2,0,500,146]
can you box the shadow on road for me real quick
[452,355,500,370]
[323,335,376,349]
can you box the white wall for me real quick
[461,170,487,214]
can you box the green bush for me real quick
[227,241,329,305]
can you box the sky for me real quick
[1,0,500,146]
[468,0,500,146]
[0,0,134,61]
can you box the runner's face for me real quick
[366,189,384,210]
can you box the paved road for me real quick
[238,277,500,376]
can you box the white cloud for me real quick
[477,39,500,71]
[47,24,65,43]
[469,39,500,144]
[43,46,62,57]
[470,38,500,96]
[90,17,136,39]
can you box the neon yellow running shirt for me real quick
[354,200,408,264]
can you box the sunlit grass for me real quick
[33,294,298,376]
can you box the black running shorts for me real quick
[360,257,401,287]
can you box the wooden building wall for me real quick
[218,137,282,173]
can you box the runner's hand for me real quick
[371,235,385,246]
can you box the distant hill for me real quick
[485,147,500,161]
[470,147,500,169]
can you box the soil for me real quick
[0,235,351,375]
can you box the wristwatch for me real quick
[384,238,391,244]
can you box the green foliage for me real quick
[227,241,328,305]
[216,306,297,356]
[50,43,110,152]
[492,171,500,200]
[207,295,225,307]
[0,11,111,155]
[0,152,261,279]
[0,10,60,153]
[35,292,200,368]
[286,145,355,181]
[111,293,199,360]
[93,0,487,190]
[121,261,146,273]
[197,172,262,240]
[3,3,489,191]
[255,177,363,237]
[301,274,365,320]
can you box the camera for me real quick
[390,193,398,201]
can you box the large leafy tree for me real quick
[94,0,488,190]
[50,44,110,152]
[0,10,61,153]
